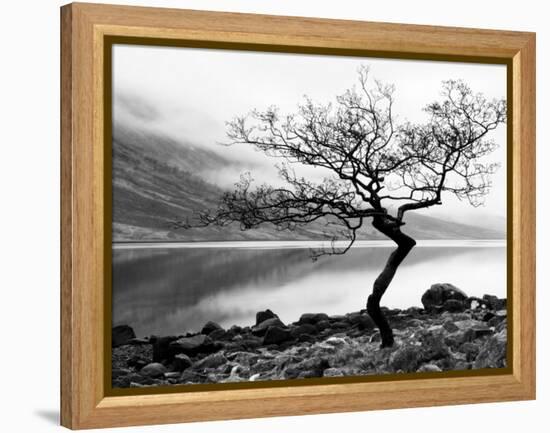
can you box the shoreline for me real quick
[112,285,507,389]
[112,239,506,250]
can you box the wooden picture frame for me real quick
[60,2,536,429]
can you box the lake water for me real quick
[112,240,506,338]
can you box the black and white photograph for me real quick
[110,45,508,389]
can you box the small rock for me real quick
[482,311,496,322]
[201,321,223,335]
[370,332,382,343]
[128,338,150,345]
[460,325,493,343]
[458,342,481,361]
[465,296,491,311]
[297,370,323,379]
[140,362,167,378]
[112,368,131,379]
[454,319,488,331]
[487,315,506,328]
[473,330,507,368]
[454,361,471,371]
[483,295,507,311]
[325,336,347,346]
[125,372,151,385]
[226,365,245,382]
[347,312,376,330]
[173,353,193,371]
[418,331,451,361]
[496,318,507,333]
[443,320,459,333]
[252,359,278,373]
[434,356,457,370]
[390,345,424,373]
[127,355,149,370]
[407,319,424,328]
[263,326,292,345]
[256,309,279,325]
[323,368,346,377]
[382,307,402,317]
[112,376,131,388]
[417,364,442,373]
[112,325,136,347]
[194,352,227,370]
[286,358,329,378]
[444,334,461,349]
[404,307,424,316]
[180,370,205,383]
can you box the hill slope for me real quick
[112,120,505,242]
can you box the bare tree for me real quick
[179,66,506,348]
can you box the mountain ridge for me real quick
[111,118,505,242]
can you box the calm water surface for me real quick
[112,240,506,337]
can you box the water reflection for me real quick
[112,242,506,337]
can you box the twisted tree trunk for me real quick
[367,216,416,348]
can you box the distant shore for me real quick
[112,239,506,250]
[112,285,507,388]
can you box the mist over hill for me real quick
[111,113,506,243]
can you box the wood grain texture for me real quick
[60,4,73,429]
[60,2,536,429]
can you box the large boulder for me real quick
[298,313,330,325]
[441,299,466,313]
[169,334,214,356]
[251,317,286,336]
[421,283,468,312]
[140,362,167,378]
[255,309,279,325]
[263,326,292,345]
[201,321,223,335]
[112,325,136,347]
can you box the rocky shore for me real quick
[112,283,507,388]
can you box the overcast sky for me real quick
[113,44,507,223]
